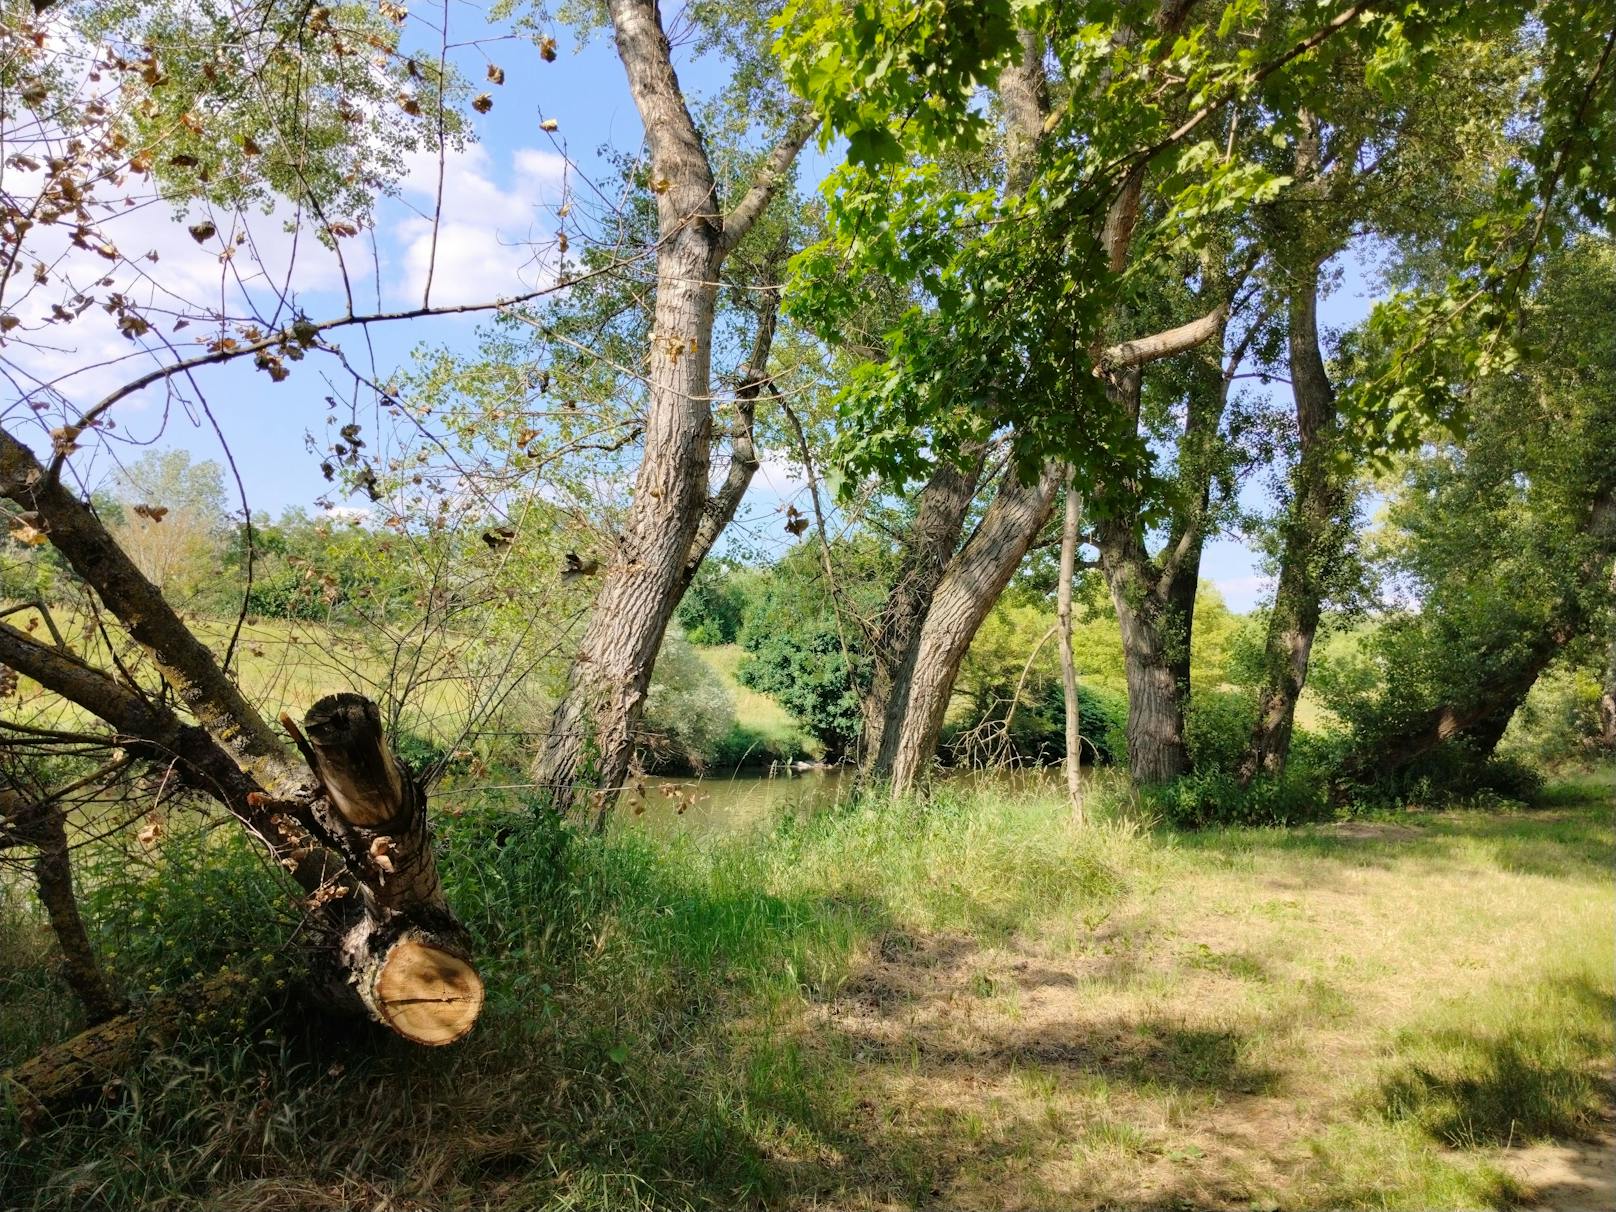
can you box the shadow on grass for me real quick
[1170,797,1615,884]
[1377,974,1614,1149]
[5,788,1610,1211]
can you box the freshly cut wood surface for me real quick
[371,938,484,1046]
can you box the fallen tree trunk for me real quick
[295,693,482,1045]
[2,971,263,1126]
[0,693,481,1125]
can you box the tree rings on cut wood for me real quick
[369,936,484,1045]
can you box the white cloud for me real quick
[388,145,568,307]
[2,167,347,412]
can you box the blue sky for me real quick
[12,8,1381,613]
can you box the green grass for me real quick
[693,643,820,760]
[2,779,1611,1210]
[2,603,475,743]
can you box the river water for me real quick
[622,766,1080,839]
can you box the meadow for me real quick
[3,772,1610,1210]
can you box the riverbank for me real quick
[3,777,1611,1209]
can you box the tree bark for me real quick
[1094,338,1230,785]
[1601,565,1616,750]
[534,0,813,823]
[1098,518,1192,785]
[1240,258,1348,782]
[861,446,986,779]
[888,462,1062,795]
[1057,468,1085,821]
[1,786,124,1025]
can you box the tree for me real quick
[785,6,1258,791]
[783,0,1616,792]
[1328,238,1616,786]
[530,0,816,824]
[1239,35,1525,779]
[0,0,529,1067]
[105,450,228,599]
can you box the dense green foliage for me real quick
[733,543,887,759]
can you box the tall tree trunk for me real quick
[535,224,721,814]
[534,0,812,823]
[1099,526,1191,785]
[862,447,985,779]
[1601,565,1616,749]
[1240,261,1347,781]
[1057,468,1085,821]
[888,463,1061,795]
[1094,342,1229,786]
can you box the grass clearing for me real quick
[1,777,1611,1209]
[693,642,820,761]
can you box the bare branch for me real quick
[1101,302,1228,369]
[681,285,779,585]
[2,426,302,790]
[42,252,650,474]
[717,112,819,257]
[609,0,719,232]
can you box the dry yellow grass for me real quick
[779,789,1614,1209]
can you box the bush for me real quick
[1346,747,1546,812]
[1184,689,1256,775]
[641,632,738,771]
[1499,665,1610,769]
[709,722,810,771]
[941,680,1129,767]
[1143,768,1329,829]
[675,560,750,646]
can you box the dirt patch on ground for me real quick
[1319,819,1425,841]
[1506,1131,1616,1211]
[795,819,1613,1210]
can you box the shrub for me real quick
[675,560,750,646]
[1499,664,1610,769]
[1346,747,1546,812]
[709,723,810,771]
[80,814,293,993]
[1143,768,1329,829]
[641,632,738,771]
[1184,689,1256,775]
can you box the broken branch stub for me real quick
[299,693,483,1046]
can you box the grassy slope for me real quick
[2,604,473,739]
[3,774,1611,1210]
[692,642,820,759]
